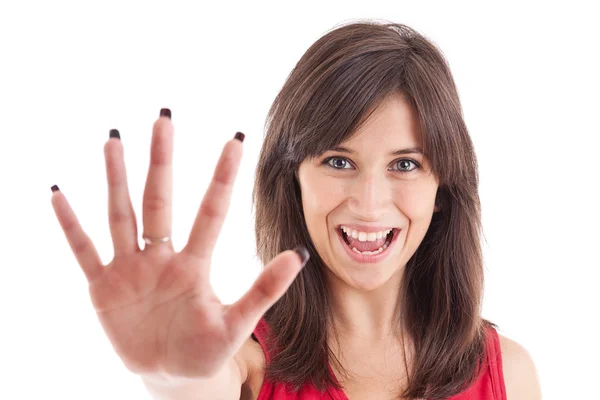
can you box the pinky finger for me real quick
[51,186,104,282]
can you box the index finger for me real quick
[183,132,245,260]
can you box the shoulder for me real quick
[237,335,267,399]
[497,332,542,400]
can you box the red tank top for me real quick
[252,318,506,400]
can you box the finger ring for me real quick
[143,235,171,245]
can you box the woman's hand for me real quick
[51,109,309,379]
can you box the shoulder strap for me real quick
[486,326,507,400]
[252,318,273,363]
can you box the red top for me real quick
[253,318,506,400]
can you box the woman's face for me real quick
[297,93,440,291]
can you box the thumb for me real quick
[224,246,310,343]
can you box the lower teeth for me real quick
[351,242,388,255]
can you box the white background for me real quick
[1,1,598,399]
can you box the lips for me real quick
[335,227,401,264]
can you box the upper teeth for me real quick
[340,226,393,242]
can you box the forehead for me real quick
[344,92,421,149]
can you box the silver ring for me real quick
[143,235,171,245]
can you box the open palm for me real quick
[51,110,308,379]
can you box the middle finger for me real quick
[142,108,174,248]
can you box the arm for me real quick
[498,334,542,400]
[141,356,245,400]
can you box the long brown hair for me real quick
[251,20,498,399]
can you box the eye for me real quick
[323,156,421,174]
[391,159,421,173]
[325,156,352,169]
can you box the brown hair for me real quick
[251,19,498,399]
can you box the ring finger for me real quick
[104,129,138,254]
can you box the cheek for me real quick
[392,183,437,219]
[299,176,344,256]
[301,175,345,215]
[393,184,438,247]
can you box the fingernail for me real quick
[109,129,120,139]
[51,184,60,192]
[293,246,310,267]
[160,108,172,119]
[234,131,245,142]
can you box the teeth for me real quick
[351,242,390,255]
[341,226,393,242]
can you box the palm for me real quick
[89,251,227,376]
[51,112,307,379]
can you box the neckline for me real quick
[255,318,496,400]
[325,362,350,400]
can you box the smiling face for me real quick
[297,92,440,292]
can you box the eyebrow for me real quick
[329,146,424,156]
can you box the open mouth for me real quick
[337,227,398,256]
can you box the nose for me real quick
[347,172,393,219]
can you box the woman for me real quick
[51,21,541,399]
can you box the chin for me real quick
[333,259,405,292]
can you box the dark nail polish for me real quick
[234,131,245,142]
[160,108,172,119]
[51,185,59,192]
[293,246,310,267]
[109,129,120,139]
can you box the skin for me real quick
[297,92,439,342]
[52,113,308,400]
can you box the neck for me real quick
[324,265,406,343]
